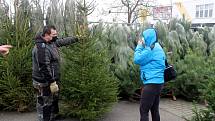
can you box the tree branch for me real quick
[121,0,129,7]
[131,0,141,14]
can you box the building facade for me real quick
[171,0,215,27]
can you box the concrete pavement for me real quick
[0,98,206,121]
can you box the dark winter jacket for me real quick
[32,33,78,84]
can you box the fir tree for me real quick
[60,25,119,121]
[0,0,34,111]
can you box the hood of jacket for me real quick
[142,28,158,47]
[34,32,46,43]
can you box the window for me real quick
[196,3,214,18]
[209,4,213,17]
[200,5,204,18]
[196,5,200,18]
[204,4,209,17]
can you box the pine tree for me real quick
[0,0,34,111]
[60,25,118,120]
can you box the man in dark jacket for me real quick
[32,25,78,121]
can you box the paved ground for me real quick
[0,98,206,121]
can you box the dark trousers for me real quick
[52,93,59,114]
[34,86,59,121]
[140,84,163,121]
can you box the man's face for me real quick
[46,29,58,42]
[51,29,58,38]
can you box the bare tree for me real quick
[121,0,141,24]
[109,0,153,24]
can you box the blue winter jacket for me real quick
[134,28,166,84]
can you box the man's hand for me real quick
[50,81,59,94]
[0,45,13,56]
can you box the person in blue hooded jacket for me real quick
[134,28,165,121]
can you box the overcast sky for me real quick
[4,0,177,23]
